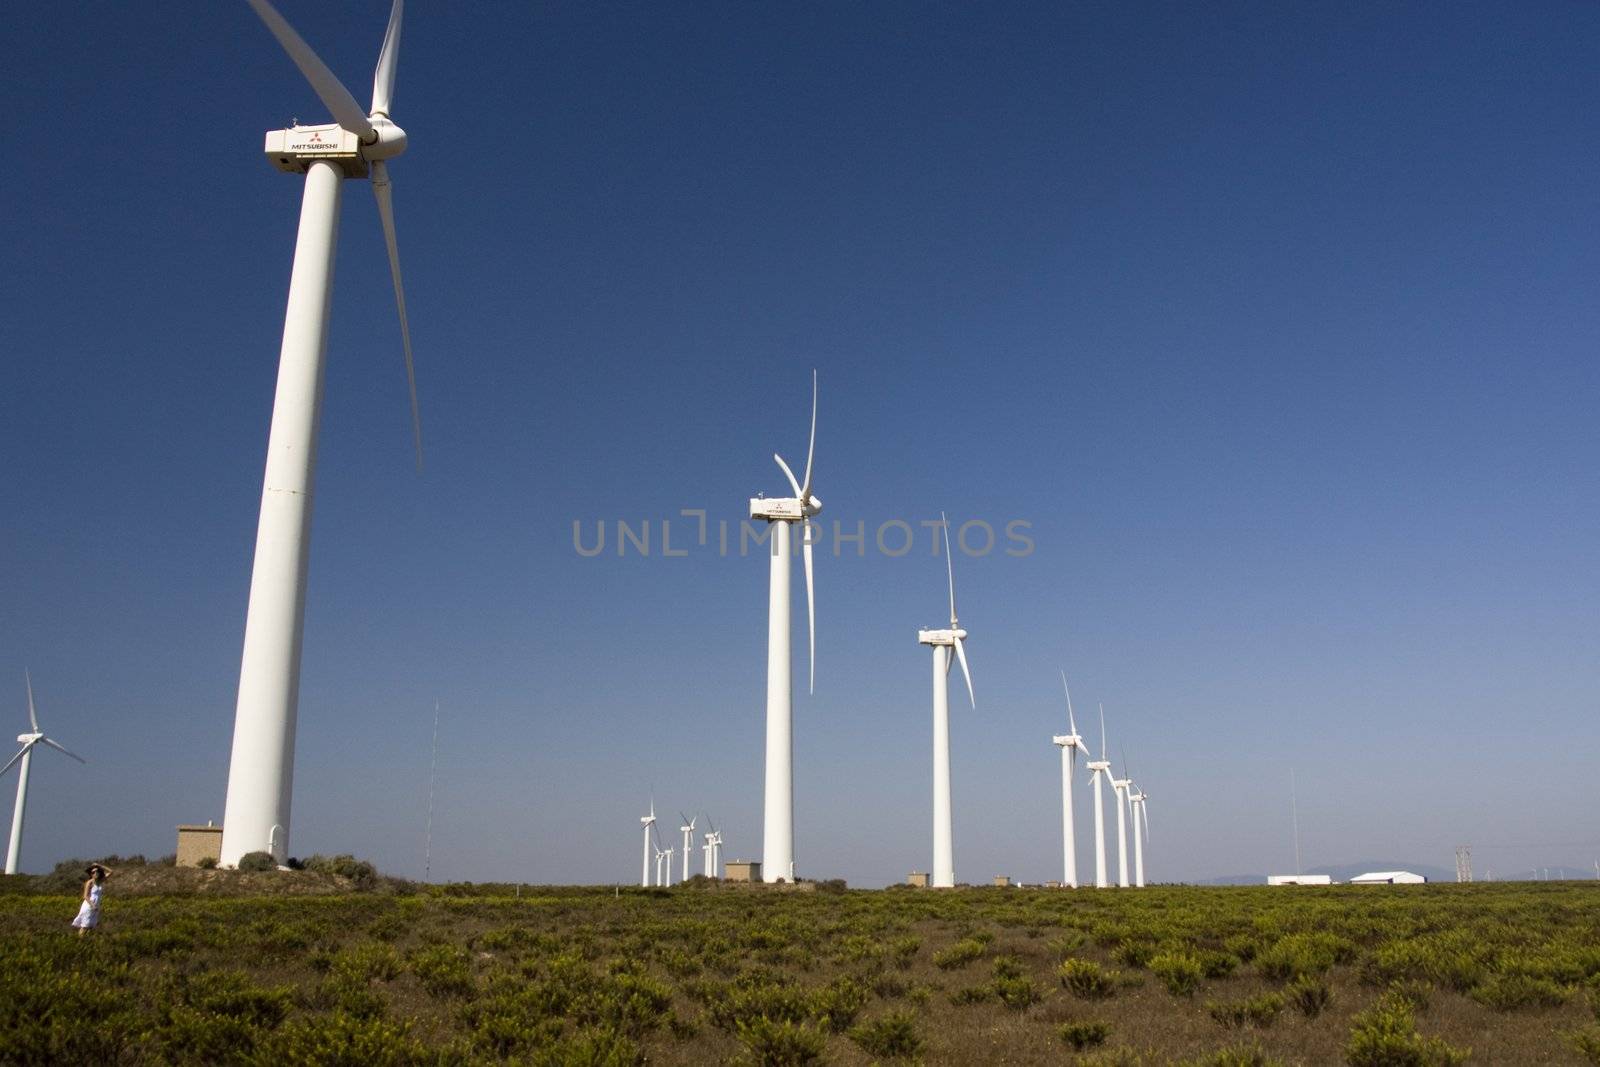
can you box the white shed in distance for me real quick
[1350,870,1426,884]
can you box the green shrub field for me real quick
[1,876,1596,1064]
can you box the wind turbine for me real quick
[220,0,424,867]
[1052,670,1089,889]
[748,371,820,883]
[1126,759,1150,888]
[1111,746,1132,888]
[678,812,697,884]
[1085,704,1112,889]
[639,798,656,888]
[918,515,975,889]
[706,820,723,877]
[3,673,87,875]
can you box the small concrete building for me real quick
[724,860,761,883]
[993,875,1012,888]
[907,871,930,888]
[1267,874,1333,886]
[176,823,223,868]
[1045,880,1062,889]
[1351,870,1426,885]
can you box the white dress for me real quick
[71,882,103,928]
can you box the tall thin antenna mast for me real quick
[424,701,439,883]
[1290,768,1302,876]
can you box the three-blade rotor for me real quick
[773,370,821,693]
[246,0,423,468]
[941,515,975,708]
[2,672,87,779]
[1059,669,1080,741]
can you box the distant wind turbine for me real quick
[918,515,975,889]
[1051,671,1089,889]
[678,812,696,885]
[639,798,656,887]
[1085,705,1113,888]
[3,673,87,875]
[1111,746,1132,889]
[221,0,424,867]
[748,371,821,883]
[1125,757,1150,888]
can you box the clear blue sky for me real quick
[2,2,1596,884]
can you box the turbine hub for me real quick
[364,115,408,161]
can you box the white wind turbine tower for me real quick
[748,371,820,884]
[221,0,425,867]
[1126,760,1150,888]
[3,673,87,875]
[706,820,724,877]
[678,813,696,885]
[1052,671,1089,889]
[639,799,656,888]
[1084,704,1112,888]
[918,516,976,890]
[654,837,673,887]
[1111,746,1132,888]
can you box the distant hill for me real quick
[1200,860,1457,886]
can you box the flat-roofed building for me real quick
[176,823,223,867]
[724,860,761,883]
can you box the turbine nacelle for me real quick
[1052,733,1086,749]
[1087,760,1111,773]
[917,627,968,646]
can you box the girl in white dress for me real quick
[71,863,110,935]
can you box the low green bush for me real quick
[1181,1041,1285,1067]
[1285,974,1331,1018]
[848,1009,922,1059]
[933,937,986,970]
[1469,972,1568,1011]
[1151,951,1205,997]
[731,1017,827,1066]
[1568,1026,1600,1066]
[1256,932,1352,980]
[1206,993,1284,1029]
[237,852,276,873]
[1344,994,1468,1067]
[250,1012,431,1066]
[1060,958,1117,999]
[1059,1020,1111,1050]
[408,945,475,999]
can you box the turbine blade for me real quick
[1141,800,1151,839]
[245,0,376,140]
[800,369,817,498]
[941,512,956,626]
[371,0,403,117]
[1060,669,1077,736]
[1098,703,1107,760]
[803,520,816,695]
[0,745,27,778]
[774,453,802,498]
[370,159,423,470]
[39,737,86,764]
[953,636,975,708]
[25,670,39,733]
